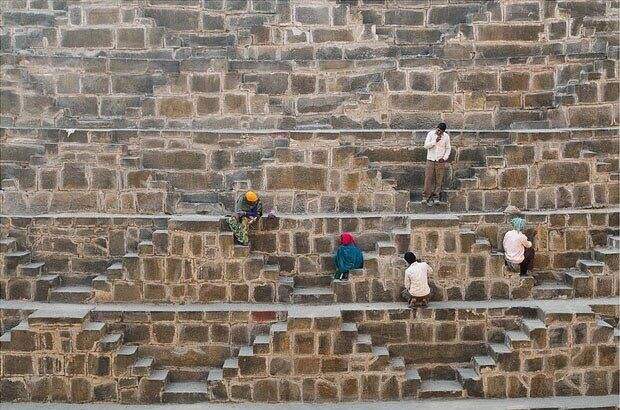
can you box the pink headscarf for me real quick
[341,232,355,246]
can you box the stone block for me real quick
[61,29,114,48]
[144,8,201,30]
[539,162,590,184]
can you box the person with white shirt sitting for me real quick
[503,217,535,276]
[401,251,432,308]
[422,122,451,206]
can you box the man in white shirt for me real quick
[502,217,535,276]
[401,252,432,308]
[422,122,451,206]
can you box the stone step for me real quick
[563,269,594,298]
[222,358,239,378]
[577,259,605,275]
[28,307,90,326]
[341,322,358,334]
[355,334,372,353]
[521,318,547,348]
[49,285,93,303]
[92,275,110,292]
[471,238,491,253]
[418,379,464,399]
[471,355,496,373]
[252,334,270,354]
[99,333,123,352]
[376,241,397,256]
[457,178,478,189]
[206,368,223,383]
[270,322,287,334]
[607,235,620,249]
[162,381,209,404]
[115,345,139,374]
[132,356,155,376]
[455,367,482,397]
[292,286,334,304]
[138,240,154,255]
[504,330,532,349]
[532,282,574,299]
[106,262,124,280]
[390,356,405,371]
[0,238,17,253]
[408,201,450,213]
[593,247,619,271]
[294,274,333,288]
[167,366,212,382]
[4,251,31,270]
[18,261,45,277]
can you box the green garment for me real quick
[235,196,263,218]
[333,244,364,280]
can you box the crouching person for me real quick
[503,217,535,276]
[401,252,432,308]
[333,232,364,280]
[227,191,263,245]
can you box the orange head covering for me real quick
[245,191,258,203]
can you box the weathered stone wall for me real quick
[1,209,617,303]
[0,303,617,402]
[1,0,618,130]
[1,128,618,215]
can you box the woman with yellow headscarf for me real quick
[228,191,263,245]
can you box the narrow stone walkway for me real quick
[0,297,617,316]
[0,394,617,409]
[1,206,618,220]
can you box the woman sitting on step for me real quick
[333,232,364,280]
[228,191,263,246]
[503,217,536,276]
[401,251,432,308]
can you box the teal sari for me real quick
[334,244,364,280]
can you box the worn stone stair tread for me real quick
[292,287,334,295]
[505,330,531,345]
[533,282,573,290]
[5,250,30,257]
[51,284,93,293]
[389,356,405,370]
[147,369,169,381]
[488,343,512,355]
[83,321,105,332]
[207,368,224,382]
[21,261,45,269]
[595,247,620,255]
[371,346,389,357]
[521,318,546,332]
[341,322,358,332]
[270,322,287,333]
[578,259,605,268]
[107,262,123,270]
[472,355,496,368]
[419,380,463,392]
[356,334,372,344]
[456,367,480,381]
[124,252,139,258]
[223,358,239,368]
[118,345,138,356]
[253,334,270,344]
[163,381,209,394]
[28,307,90,324]
[134,356,154,368]
[39,274,60,282]
[100,333,122,344]
[405,368,421,381]
[238,345,253,356]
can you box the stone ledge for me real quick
[1,297,617,316]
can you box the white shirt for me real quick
[424,130,451,161]
[503,230,532,264]
[404,261,432,297]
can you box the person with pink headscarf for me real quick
[333,232,364,280]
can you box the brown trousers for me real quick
[423,160,446,199]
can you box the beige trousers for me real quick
[423,160,446,199]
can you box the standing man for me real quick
[422,122,451,206]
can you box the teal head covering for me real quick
[511,217,525,232]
